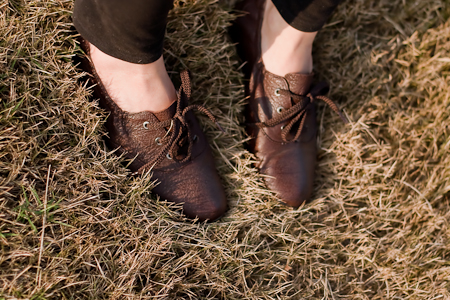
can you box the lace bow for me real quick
[256,82,348,143]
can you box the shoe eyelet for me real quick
[276,107,284,114]
[143,121,149,129]
[155,137,162,146]
[166,153,172,160]
[280,125,284,130]
[274,89,281,97]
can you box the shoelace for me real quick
[256,82,348,143]
[143,70,224,170]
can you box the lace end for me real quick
[339,111,349,124]
[216,122,226,133]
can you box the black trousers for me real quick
[73,0,341,64]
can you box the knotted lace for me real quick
[141,70,224,171]
[256,82,348,143]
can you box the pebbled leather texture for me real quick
[231,0,318,207]
[78,38,227,221]
[248,63,318,207]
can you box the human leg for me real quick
[73,0,176,113]
[73,0,227,221]
[262,0,340,76]
[232,0,346,207]
[261,1,316,75]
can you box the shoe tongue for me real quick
[153,100,177,122]
[284,73,314,95]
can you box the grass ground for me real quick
[1,0,450,299]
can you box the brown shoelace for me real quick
[141,70,224,171]
[256,82,348,143]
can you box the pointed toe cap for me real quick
[152,151,227,222]
[260,150,315,207]
[184,193,227,222]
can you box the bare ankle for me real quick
[261,1,317,76]
[89,43,177,113]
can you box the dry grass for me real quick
[1,0,450,298]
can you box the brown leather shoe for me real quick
[78,38,227,221]
[231,0,347,207]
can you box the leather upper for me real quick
[231,0,318,206]
[247,62,318,206]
